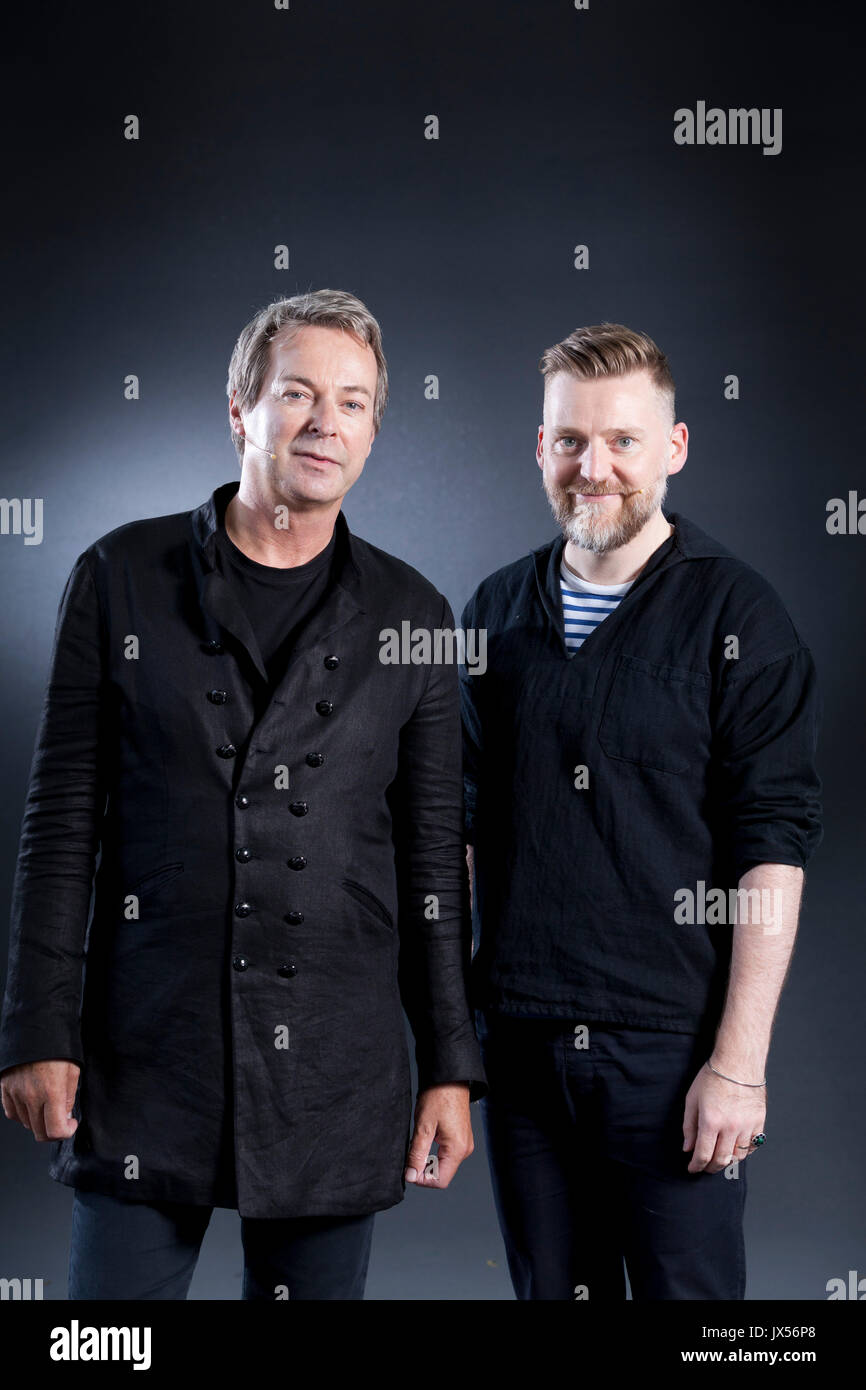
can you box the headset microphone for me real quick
[240,432,277,460]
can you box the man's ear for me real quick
[667,422,688,476]
[536,424,545,469]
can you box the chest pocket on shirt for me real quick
[598,654,711,774]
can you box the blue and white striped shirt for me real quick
[560,559,634,651]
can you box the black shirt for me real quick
[213,520,339,708]
[459,510,822,1034]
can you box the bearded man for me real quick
[459,323,822,1301]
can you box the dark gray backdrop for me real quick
[1,0,862,1299]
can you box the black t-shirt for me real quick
[213,520,339,696]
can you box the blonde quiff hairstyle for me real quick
[539,322,676,426]
[226,289,389,462]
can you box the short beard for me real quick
[543,468,669,555]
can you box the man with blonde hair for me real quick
[0,289,485,1299]
[460,323,821,1300]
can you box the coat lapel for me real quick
[532,508,688,663]
[188,479,366,695]
[200,568,270,684]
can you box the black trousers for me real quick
[67,1189,375,1300]
[478,1012,748,1301]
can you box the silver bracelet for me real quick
[706,1057,767,1088]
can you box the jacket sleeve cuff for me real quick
[0,1025,83,1077]
[416,1039,488,1102]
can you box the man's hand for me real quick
[1,1060,80,1141]
[682,1062,766,1174]
[404,1083,474,1189]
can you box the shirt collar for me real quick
[189,479,363,587]
[533,509,731,567]
[188,480,366,683]
[533,509,731,638]
[665,510,735,560]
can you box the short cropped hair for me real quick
[539,322,676,425]
[226,289,389,461]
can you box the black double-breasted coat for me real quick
[0,481,486,1218]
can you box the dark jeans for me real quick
[68,1189,375,1300]
[478,1012,748,1301]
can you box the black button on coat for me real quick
[0,481,486,1218]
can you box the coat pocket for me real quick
[341,878,394,932]
[598,655,710,774]
[128,861,185,901]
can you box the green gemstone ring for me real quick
[736,1133,768,1150]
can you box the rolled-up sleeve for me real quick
[713,643,822,883]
